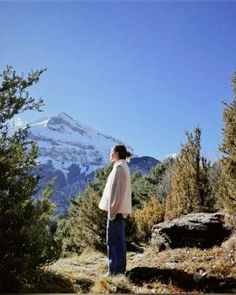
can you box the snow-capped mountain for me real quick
[11,112,159,214]
[28,112,133,174]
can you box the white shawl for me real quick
[99,159,132,220]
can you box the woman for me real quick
[99,144,132,275]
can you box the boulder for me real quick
[151,212,232,250]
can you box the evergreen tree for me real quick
[208,160,221,203]
[89,162,113,195]
[156,162,174,203]
[149,157,174,203]
[218,72,236,217]
[165,127,212,220]
[69,188,107,253]
[0,66,60,292]
[131,171,155,207]
[149,157,174,186]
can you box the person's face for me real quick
[109,148,119,162]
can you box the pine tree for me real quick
[0,66,60,292]
[149,157,174,187]
[68,188,107,253]
[218,72,236,217]
[149,157,174,203]
[131,171,156,207]
[165,127,212,220]
[90,162,113,195]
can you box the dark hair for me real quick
[113,144,132,160]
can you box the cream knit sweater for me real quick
[99,159,132,220]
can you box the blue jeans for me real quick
[106,214,127,275]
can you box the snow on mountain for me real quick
[9,112,158,214]
[28,112,134,174]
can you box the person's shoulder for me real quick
[115,164,125,174]
[116,164,124,170]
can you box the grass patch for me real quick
[91,275,132,293]
[133,244,236,280]
[75,247,105,264]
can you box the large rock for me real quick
[151,212,232,250]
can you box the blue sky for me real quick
[1,1,236,161]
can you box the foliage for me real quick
[217,72,236,218]
[133,195,165,242]
[56,214,81,257]
[131,171,155,207]
[155,158,174,202]
[131,158,173,208]
[69,188,107,253]
[149,157,174,187]
[165,127,213,220]
[208,160,221,209]
[91,162,113,195]
[0,66,60,292]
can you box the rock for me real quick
[151,212,232,250]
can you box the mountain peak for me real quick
[27,112,134,174]
[30,112,83,131]
[57,112,74,121]
[54,112,78,125]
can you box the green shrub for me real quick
[66,188,107,253]
[133,195,165,242]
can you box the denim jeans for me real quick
[106,213,127,275]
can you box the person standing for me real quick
[99,144,132,275]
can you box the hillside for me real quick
[39,240,236,293]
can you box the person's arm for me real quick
[109,165,126,220]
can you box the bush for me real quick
[133,196,165,242]
[164,127,212,220]
[125,214,139,247]
[66,188,107,253]
[217,72,236,217]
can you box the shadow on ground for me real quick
[127,267,236,293]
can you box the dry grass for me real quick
[75,247,105,264]
[45,239,236,293]
[135,244,236,279]
[91,275,131,293]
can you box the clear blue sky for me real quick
[1,1,236,161]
